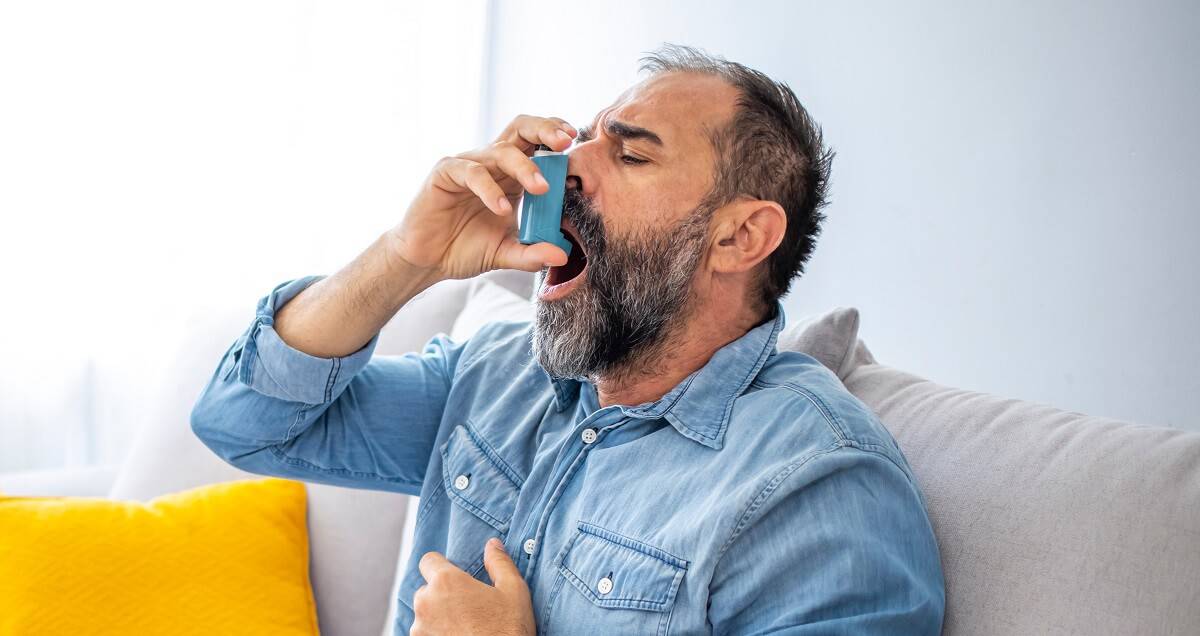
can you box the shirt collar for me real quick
[546,301,786,451]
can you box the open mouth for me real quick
[547,219,589,287]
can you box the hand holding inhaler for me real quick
[390,115,575,281]
[269,116,575,361]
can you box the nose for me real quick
[566,146,587,193]
[565,138,596,195]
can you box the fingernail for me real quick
[488,537,502,549]
[497,196,511,212]
[556,129,571,141]
[534,172,548,189]
[561,124,576,136]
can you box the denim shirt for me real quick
[191,276,945,635]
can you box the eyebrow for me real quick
[577,119,664,147]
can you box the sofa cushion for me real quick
[776,306,863,380]
[450,275,542,341]
[1,477,318,635]
[842,353,1200,635]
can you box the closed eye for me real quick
[620,155,648,165]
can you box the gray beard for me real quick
[531,209,710,382]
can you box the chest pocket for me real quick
[544,521,689,635]
[439,422,524,578]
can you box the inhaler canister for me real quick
[518,145,572,256]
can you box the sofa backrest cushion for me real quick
[842,355,1200,635]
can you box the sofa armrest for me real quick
[0,464,120,497]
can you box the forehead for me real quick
[598,71,739,156]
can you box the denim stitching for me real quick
[541,547,572,631]
[714,442,844,564]
[253,349,309,404]
[712,442,918,583]
[711,315,783,441]
[413,481,443,530]
[439,427,519,533]
[750,379,851,442]
[440,462,511,532]
[322,355,339,404]
[462,420,526,488]
[283,404,307,444]
[554,522,687,610]
[576,521,688,568]
[651,304,784,443]
[557,562,682,611]
[657,602,673,636]
[266,445,422,490]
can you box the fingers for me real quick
[483,537,527,594]
[494,237,568,272]
[481,141,552,195]
[444,115,576,218]
[495,114,577,153]
[449,138,562,215]
[436,157,512,216]
[417,550,457,584]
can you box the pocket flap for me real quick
[440,423,523,533]
[558,521,688,612]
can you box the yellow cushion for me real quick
[0,477,319,635]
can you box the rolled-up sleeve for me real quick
[190,275,466,496]
[706,445,945,635]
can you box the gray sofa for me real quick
[3,269,1197,635]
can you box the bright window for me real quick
[0,0,490,471]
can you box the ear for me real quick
[708,198,787,275]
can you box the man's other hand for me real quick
[411,538,537,636]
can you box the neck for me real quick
[592,295,771,409]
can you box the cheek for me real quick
[638,187,697,233]
[592,187,634,229]
[597,178,696,237]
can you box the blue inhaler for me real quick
[518,145,572,257]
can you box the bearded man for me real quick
[192,44,945,635]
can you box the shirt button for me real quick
[523,538,537,555]
[597,576,613,595]
[581,428,598,444]
[453,474,470,490]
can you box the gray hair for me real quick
[639,43,835,308]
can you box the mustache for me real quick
[562,188,605,255]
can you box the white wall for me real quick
[481,0,1199,430]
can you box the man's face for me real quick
[532,72,740,380]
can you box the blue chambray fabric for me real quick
[191,275,945,635]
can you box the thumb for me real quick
[494,238,568,273]
[483,537,527,593]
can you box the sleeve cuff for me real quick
[233,275,380,405]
